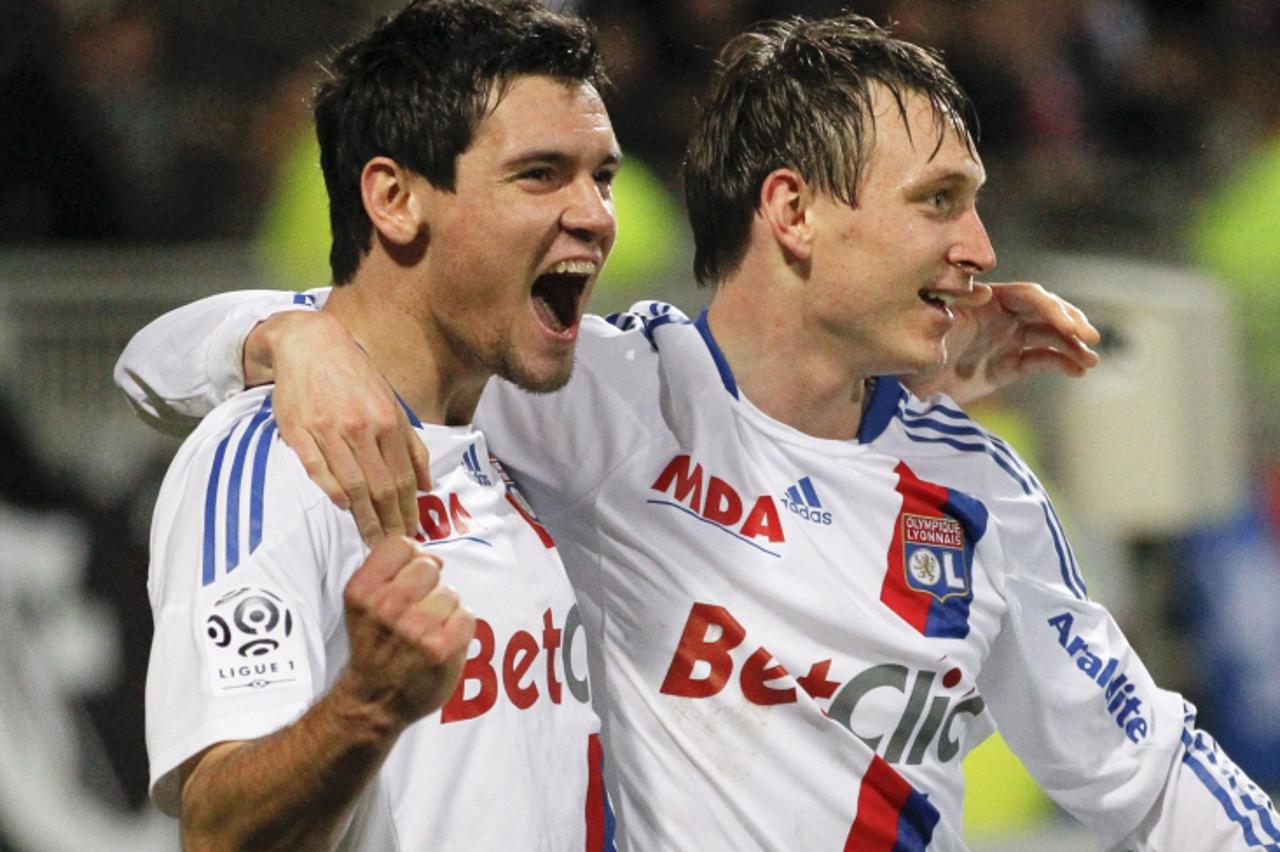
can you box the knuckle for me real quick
[341,477,370,498]
[369,482,398,506]
[343,417,371,440]
[369,410,398,436]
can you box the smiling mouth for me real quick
[918,289,957,315]
[532,260,594,334]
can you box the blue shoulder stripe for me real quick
[604,301,689,348]
[898,403,1088,600]
[201,432,233,587]
[201,394,278,587]
[859,377,907,443]
[224,398,274,572]
[693,310,738,399]
[249,420,276,552]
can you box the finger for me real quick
[995,283,1100,345]
[408,431,432,494]
[347,535,425,600]
[421,605,476,666]
[1016,348,1090,378]
[345,423,408,541]
[282,427,350,511]
[1019,325,1100,368]
[1061,300,1100,345]
[375,414,421,539]
[402,583,462,644]
[953,281,993,310]
[373,559,445,624]
[392,553,443,596]
[316,431,383,546]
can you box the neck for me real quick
[705,273,873,442]
[324,258,487,426]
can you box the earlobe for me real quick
[361,157,423,246]
[759,169,812,262]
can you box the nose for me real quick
[950,207,997,276]
[561,175,616,246]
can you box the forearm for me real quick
[113,288,327,429]
[180,674,405,851]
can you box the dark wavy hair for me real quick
[683,12,979,286]
[314,0,608,284]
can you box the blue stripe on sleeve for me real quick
[201,432,234,587]
[249,420,277,553]
[1180,712,1280,848]
[224,398,273,573]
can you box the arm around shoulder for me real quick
[114,288,327,432]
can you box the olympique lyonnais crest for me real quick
[881,462,988,639]
[902,514,970,601]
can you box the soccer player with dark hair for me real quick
[137,1,617,848]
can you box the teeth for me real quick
[549,259,597,275]
[935,293,955,306]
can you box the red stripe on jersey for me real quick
[845,754,912,851]
[879,461,949,633]
[505,492,556,549]
[585,733,606,851]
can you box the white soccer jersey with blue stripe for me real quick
[474,303,1278,851]
[119,291,1279,851]
[145,386,612,851]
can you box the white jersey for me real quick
[120,291,1280,851]
[146,384,610,851]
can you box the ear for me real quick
[360,157,426,246]
[758,168,813,263]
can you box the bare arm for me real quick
[903,280,1100,404]
[178,537,473,851]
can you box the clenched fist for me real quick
[337,536,475,730]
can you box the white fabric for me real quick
[120,292,1280,851]
[146,384,602,851]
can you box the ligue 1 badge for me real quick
[201,585,307,696]
[901,513,970,601]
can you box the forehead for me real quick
[863,85,984,189]
[468,74,618,161]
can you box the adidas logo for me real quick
[780,476,833,526]
[460,443,492,486]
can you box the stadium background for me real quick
[1,0,1278,848]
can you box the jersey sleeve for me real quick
[976,466,1280,849]
[144,392,351,815]
[113,288,330,434]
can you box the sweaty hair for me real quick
[314,0,607,284]
[682,12,979,286]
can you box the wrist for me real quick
[245,310,343,388]
[328,667,414,743]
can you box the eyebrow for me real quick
[505,149,623,171]
[915,169,985,193]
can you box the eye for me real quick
[521,166,554,182]
[594,168,617,187]
[929,189,951,208]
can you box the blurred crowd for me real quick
[3,0,1278,256]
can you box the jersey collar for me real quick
[693,308,904,444]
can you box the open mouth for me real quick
[532,260,594,335]
[918,288,957,315]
